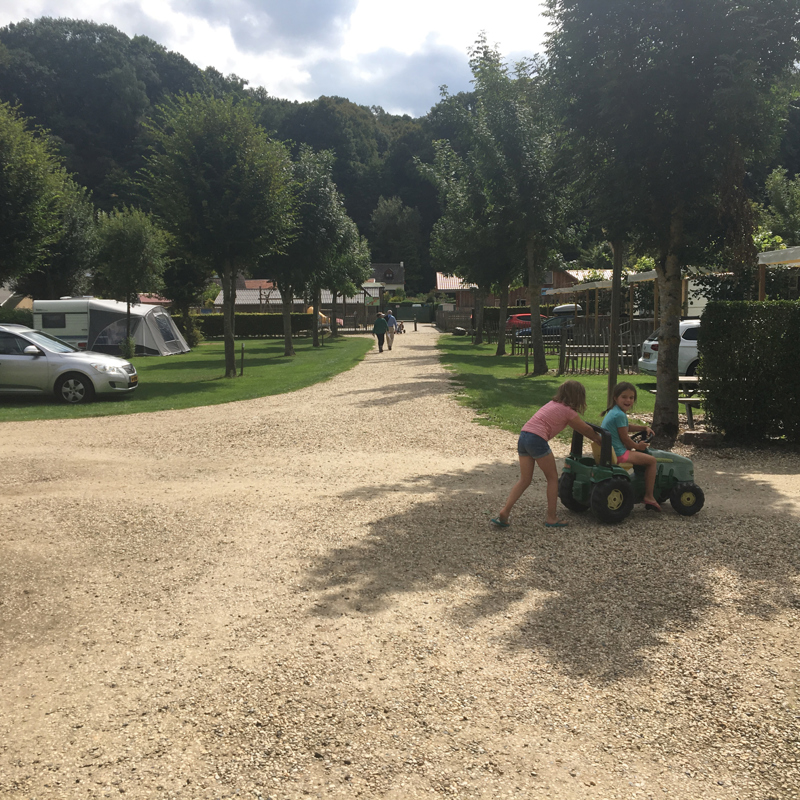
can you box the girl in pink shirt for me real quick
[492,380,600,529]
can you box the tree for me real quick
[467,37,566,368]
[0,102,67,285]
[762,168,800,246]
[141,94,296,376]
[264,146,366,355]
[546,0,800,443]
[369,196,424,288]
[424,37,565,363]
[423,139,510,347]
[11,180,96,299]
[93,206,169,347]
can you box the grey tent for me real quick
[32,298,191,356]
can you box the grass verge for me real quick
[0,335,374,422]
[437,335,656,440]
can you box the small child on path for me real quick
[601,381,660,511]
[492,380,601,529]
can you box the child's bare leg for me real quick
[498,456,535,523]
[535,452,563,524]
[627,451,659,506]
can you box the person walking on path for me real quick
[385,310,398,350]
[372,312,389,353]
[492,380,601,529]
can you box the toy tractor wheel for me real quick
[669,481,705,516]
[591,477,634,524]
[558,472,589,513]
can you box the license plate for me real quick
[129,375,138,385]
[643,352,650,359]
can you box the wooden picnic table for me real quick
[646,376,703,429]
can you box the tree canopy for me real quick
[142,94,296,376]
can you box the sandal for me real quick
[545,521,568,528]
[490,517,510,528]
[644,500,662,512]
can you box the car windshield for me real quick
[23,329,78,353]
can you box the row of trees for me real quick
[0,96,371,377]
[0,17,437,293]
[424,1,800,443]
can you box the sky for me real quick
[3,0,551,117]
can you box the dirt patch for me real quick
[1,326,799,800]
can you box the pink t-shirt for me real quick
[521,401,579,441]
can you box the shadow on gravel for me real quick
[304,458,800,684]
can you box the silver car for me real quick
[0,324,138,404]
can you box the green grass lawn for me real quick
[437,335,656,440]
[0,335,374,422]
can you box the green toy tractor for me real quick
[558,424,705,524]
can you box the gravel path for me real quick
[1,324,799,800]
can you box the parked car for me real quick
[516,314,580,340]
[505,312,548,332]
[0,324,138,404]
[637,320,700,376]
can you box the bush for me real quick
[0,307,33,327]
[120,336,136,360]
[702,301,800,444]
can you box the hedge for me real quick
[175,313,315,339]
[0,307,33,327]
[702,301,800,444]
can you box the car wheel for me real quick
[669,482,705,516]
[55,373,95,404]
[558,472,589,512]
[591,477,634,524]
[686,361,698,377]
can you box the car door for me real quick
[0,332,50,392]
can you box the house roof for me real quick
[244,279,274,289]
[436,273,476,291]
[138,293,172,305]
[371,263,404,285]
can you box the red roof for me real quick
[138,293,171,305]
[244,279,274,289]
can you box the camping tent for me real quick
[32,298,191,356]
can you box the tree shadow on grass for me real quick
[303,458,800,684]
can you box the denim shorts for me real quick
[517,431,552,458]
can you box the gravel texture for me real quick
[1,324,799,800]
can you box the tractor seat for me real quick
[591,442,634,470]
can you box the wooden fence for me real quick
[437,311,655,374]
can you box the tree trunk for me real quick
[473,288,486,345]
[222,262,237,377]
[277,280,295,357]
[607,239,624,406]
[653,209,684,446]
[495,283,509,356]
[527,240,548,375]
[311,286,321,348]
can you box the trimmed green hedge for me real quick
[0,307,33,327]
[702,301,800,444]
[176,313,315,338]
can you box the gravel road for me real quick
[1,324,799,800]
